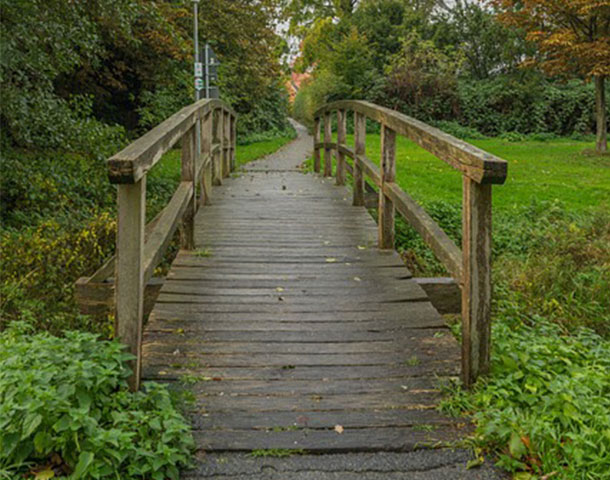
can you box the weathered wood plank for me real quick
[414,278,461,314]
[323,112,332,177]
[461,177,492,387]
[336,109,346,185]
[379,125,396,249]
[116,178,145,390]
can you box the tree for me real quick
[494,0,610,153]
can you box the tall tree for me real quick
[494,0,610,153]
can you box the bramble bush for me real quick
[0,323,194,479]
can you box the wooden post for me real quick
[336,109,346,186]
[212,109,222,186]
[230,114,236,171]
[461,176,492,388]
[313,117,321,173]
[115,178,146,391]
[378,124,396,249]
[180,126,196,250]
[323,112,332,177]
[200,112,212,206]
[223,110,231,177]
[353,112,365,207]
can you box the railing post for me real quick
[461,177,492,388]
[336,109,346,186]
[313,117,321,173]
[378,124,396,249]
[323,112,332,177]
[230,114,236,171]
[115,178,145,391]
[200,112,212,205]
[223,110,231,177]
[212,109,222,186]
[180,126,196,250]
[353,112,365,206]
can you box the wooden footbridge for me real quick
[77,99,507,454]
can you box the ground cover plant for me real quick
[0,323,194,479]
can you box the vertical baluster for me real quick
[180,126,196,250]
[200,112,212,205]
[314,117,321,173]
[461,177,492,387]
[223,110,230,177]
[323,112,332,177]
[116,178,145,391]
[336,109,346,185]
[213,109,223,186]
[353,112,365,206]
[378,124,396,249]
[230,114,236,171]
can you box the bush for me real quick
[0,324,194,479]
[442,308,610,479]
[432,120,486,140]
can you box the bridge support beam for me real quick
[180,125,196,250]
[461,177,492,388]
[116,178,145,391]
[313,118,321,173]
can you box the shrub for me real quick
[0,323,194,479]
[432,120,486,140]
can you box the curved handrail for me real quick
[315,100,507,185]
[108,98,236,184]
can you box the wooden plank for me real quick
[187,409,459,431]
[76,277,162,318]
[143,363,459,382]
[384,182,462,281]
[461,177,492,387]
[179,126,196,250]
[116,178,145,390]
[414,277,461,314]
[192,426,466,452]
[336,109,346,185]
[314,100,508,184]
[323,112,332,177]
[379,125,396,249]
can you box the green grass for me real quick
[345,134,610,211]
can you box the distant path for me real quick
[141,119,506,479]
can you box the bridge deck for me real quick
[142,126,466,453]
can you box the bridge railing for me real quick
[76,99,236,390]
[313,100,507,387]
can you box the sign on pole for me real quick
[194,62,203,78]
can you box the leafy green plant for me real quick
[0,323,194,479]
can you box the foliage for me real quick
[0,323,194,479]
[441,305,610,479]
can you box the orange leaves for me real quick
[495,0,610,79]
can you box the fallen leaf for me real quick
[325,258,337,263]
[34,469,55,480]
[334,425,344,434]
[466,456,484,469]
[357,245,366,250]
[353,276,361,282]
[276,287,284,292]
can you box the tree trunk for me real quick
[595,75,607,154]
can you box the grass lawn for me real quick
[346,134,610,211]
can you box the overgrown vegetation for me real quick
[0,323,194,479]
